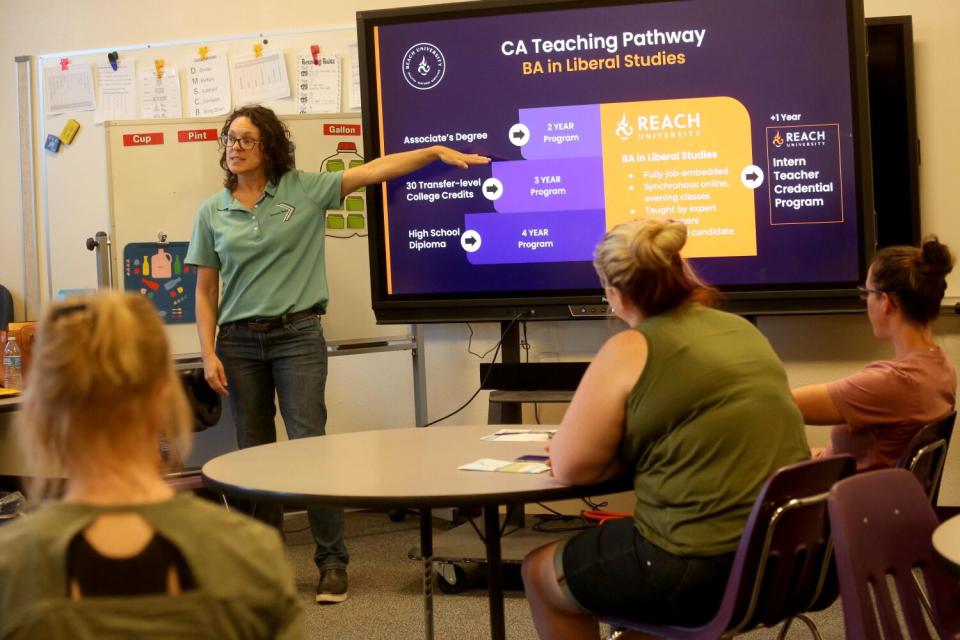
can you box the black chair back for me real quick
[897,410,956,503]
[0,284,12,332]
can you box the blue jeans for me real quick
[217,313,349,572]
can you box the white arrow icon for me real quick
[509,123,530,147]
[740,165,764,189]
[482,178,504,201]
[461,230,482,252]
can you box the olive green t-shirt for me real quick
[623,303,809,556]
[0,493,303,640]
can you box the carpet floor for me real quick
[280,511,847,640]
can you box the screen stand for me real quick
[487,320,522,423]
[429,323,583,598]
[484,320,581,531]
[488,320,524,530]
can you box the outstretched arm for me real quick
[340,145,489,198]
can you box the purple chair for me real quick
[896,410,956,504]
[605,455,856,640]
[828,468,960,639]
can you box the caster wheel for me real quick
[435,563,469,594]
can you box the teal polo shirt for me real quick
[185,169,343,324]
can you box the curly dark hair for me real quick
[871,236,954,325]
[220,105,294,190]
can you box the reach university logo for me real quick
[402,43,446,90]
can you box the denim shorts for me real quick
[556,518,734,626]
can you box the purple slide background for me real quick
[375,0,861,296]
[465,210,606,264]
[491,158,605,213]
[519,104,602,160]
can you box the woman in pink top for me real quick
[794,237,956,470]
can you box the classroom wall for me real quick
[1,0,960,501]
[0,0,429,318]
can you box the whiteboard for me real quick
[105,114,400,354]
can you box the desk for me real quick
[202,424,627,640]
[932,514,960,576]
[0,353,209,413]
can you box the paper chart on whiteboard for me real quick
[233,50,291,103]
[295,54,341,114]
[187,53,232,117]
[43,64,96,115]
[139,67,183,119]
[95,60,137,123]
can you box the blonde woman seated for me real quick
[793,238,956,471]
[521,220,809,639]
[0,292,303,639]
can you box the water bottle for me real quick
[3,336,23,390]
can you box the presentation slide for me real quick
[371,0,862,297]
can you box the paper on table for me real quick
[459,458,509,471]
[44,64,96,115]
[295,54,341,114]
[187,53,231,117]
[138,66,182,119]
[481,429,556,442]
[95,60,136,123]
[233,49,290,104]
[458,458,550,474]
[497,461,551,473]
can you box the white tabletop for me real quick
[932,513,960,575]
[202,424,627,509]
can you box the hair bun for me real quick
[920,235,954,278]
[629,219,687,269]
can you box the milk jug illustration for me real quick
[322,141,366,237]
[151,248,173,279]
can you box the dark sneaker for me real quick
[316,568,348,604]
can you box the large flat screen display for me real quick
[357,0,875,322]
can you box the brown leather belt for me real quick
[221,307,320,333]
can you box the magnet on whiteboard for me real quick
[44,134,62,153]
[60,119,80,145]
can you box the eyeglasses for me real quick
[856,286,883,301]
[220,135,262,150]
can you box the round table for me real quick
[202,424,628,640]
[932,513,960,576]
